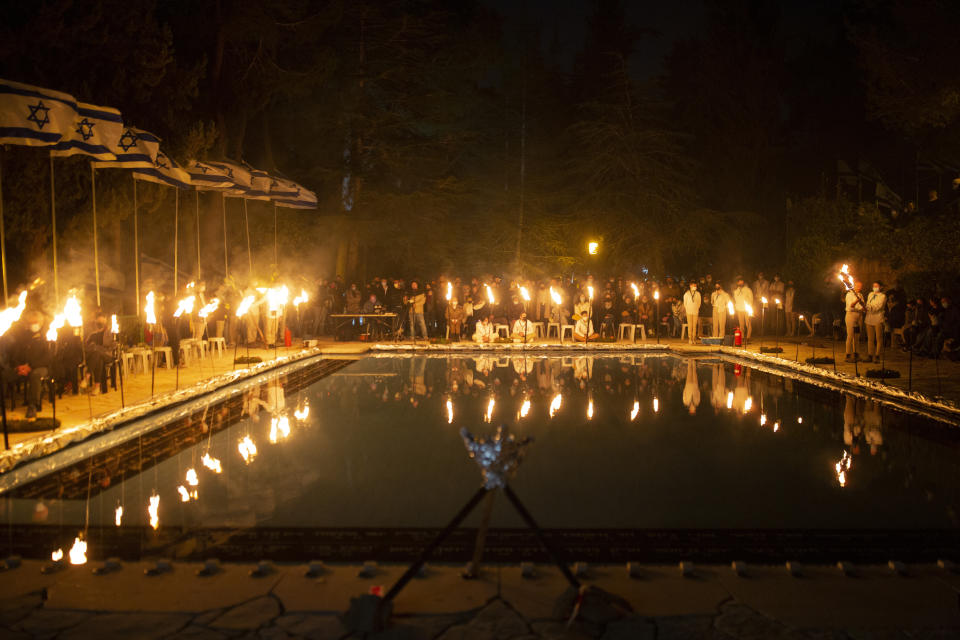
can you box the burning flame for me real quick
[446,399,454,424]
[69,536,87,565]
[630,401,640,421]
[653,397,659,413]
[520,398,531,418]
[186,281,195,290]
[201,453,222,473]
[110,314,119,334]
[775,298,781,306]
[293,289,309,307]
[145,291,156,324]
[744,302,754,317]
[797,416,803,424]
[64,293,82,327]
[773,422,780,432]
[485,284,495,304]
[148,494,160,529]
[653,290,660,301]
[236,295,255,317]
[46,313,65,341]
[267,285,289,312]
[0,290,28,336]
[269,415,291,443]
[519,286,531,302]
[550,287,562,305]
[198,298,220,318]
[588,241,598,255]
[760,414,767,426]
[114,505,123,527]
[177,486,191,502]
[484,397,495,423]
[51,548,63,562]
[727,301,735,316]
[238,435,257,463]
[294,403,310,421]
[173,295,196,318]
[630,282,639,299]
[185,468,198,487]
[743,396,753,413]
[587,398,594,420]
[587,285,594,301]
[549,393,562,418]
[726,391,733,409]
[835,450,852,487]
[761,296,768,306]
[445,281,453,302]
[838,264,855,290]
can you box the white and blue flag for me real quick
[49,102,123,160]
[93,126,160,169]
[133,148,192,189]
[273,182,317,209]
[0,78,77,147]
[244,166,273,200]
[187,160,237,190]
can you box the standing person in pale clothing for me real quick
[844,281,865,362]
[711,282,731,337]
[784,280,797,336]
[864,282,886,362]
[753,272,770,335]
[732,276,754,340]
[682,282,702,344]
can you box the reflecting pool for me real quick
[3,354,959,563]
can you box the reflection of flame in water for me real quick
[69,537,87,565]
[653,397,659,413]
[760,414,767,426]
[178,486,191,502]
[797,416,803,424]
[630,401,639,421]
[726,391,733,409]
[549,394,562,418]
[294,403,310,421]
[269,416,291,443]
[835,450,852,487]
[238,436,257,463]
[201,453,222,473]
[51,548,63,562]
[114,505,123,527]
[185,468,198,486]
[743,396,753,413]
[587,399,594,420]
[148,494,160,529]
[520,399,531,418]
[446,399,454,424]
[773,422,779,432]
[484,397,495,423]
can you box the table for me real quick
[329,314,398,338]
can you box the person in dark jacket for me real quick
[12,310,52,419]
[84,311,115,394]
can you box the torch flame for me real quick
[773,422,779,432]
[744,302,754,317]
[445,281,453,302]
[0,290,28,336]
[115,504,123,527]
[177,486,190,502]
[549,393,562,418]
[51,548,63,562]
[653,397,659,413]
[293,289,309,307]
[727,301,735,316]
[110,314,119,334]
[148,494,160,530]
[69,536,87,565]
[485,284,495,304]
[550,287,562,305]
[236,295,255,318]
[520,398,531,418]
[743,396,753,413]
[630,282,640,299]
[145,291,157,325]
[519,286,531,302]
[198,298,220,318]
[653,290,660,301]
[238,435,257,463]
[269,415,291,443]
[726,391,733,409]
[185,468,198,487]
[484,397,495,423]
[760,414,767,426]
[173,295,196,318]
[46,313,65,341]
[630,400,640,421]
[64,293,82,328]
[587,285,594,301]
[587,398,594,420]
[761,296,768,306]
[201,453,222,473]
[294,403,310,421]
[267,285,289,312]
[446,399,454,424]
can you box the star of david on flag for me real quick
[93,126,160,169]
[50,102,123,161]
[273,180,318,209]
[243,166,273,201]
[187,160,236,190]
[133,148,193,189]
[0,78,78,147]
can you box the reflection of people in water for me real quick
[863,400,883,455]
[573,356,594,381]
[682,359,700,414]
[843,395,865,454]
[710,363,727,410]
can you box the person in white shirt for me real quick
[864,281,886,362]
[682,282,702,344]
[784,280,797,336]
[711,283,732,337]
[753,272,770,335]
[472,316,496,343]
[844,281,865,361]
[511,312,537,342]
[732,276,754,340]
[573,315,598,341]
[769,274,785,334]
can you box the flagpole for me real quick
[222,193,228,279]
[0,147,7,302]
[273,202,278,268]
[91,164,100,306]
[174,188,179,294]
[195,190,201,282]
[243,198,252,278]
[50,154,59,305]
[133,176,140,317]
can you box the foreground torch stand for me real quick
[343,425,581,633]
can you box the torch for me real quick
[759,296,767,349]
[292,288,308,343]
[145,291,158,397]
[774,297,781,351]
[235,294,255,367]
[630,283,640,343]
[743,302,754,347]
[654,290,660,344]
[586,285,594,344]
[111,314,124,408]
[797,315,804,362]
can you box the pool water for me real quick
[4,354,959,562]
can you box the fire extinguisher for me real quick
[734,326,742,347]
[284,327,292,347]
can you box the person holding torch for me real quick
[844,280,866,362]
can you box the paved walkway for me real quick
[0,560,957,638]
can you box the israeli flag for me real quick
[269,176,300,200]
[132,148,193,189]
[93,126,160,168]
[274,182,318,209]
[206,160,253,195]
[49,102,123,160]
[243,166,273,200]
[0,78,77,147]
[187,160,237,190]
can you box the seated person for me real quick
[447,299,465,340]
[573,315,599,342]
[511,312,537,342]
[472,316,497,343]
[12,311,52,420]
[84,311,116,394]
[361,294,378,314]
[599,299,616,338]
